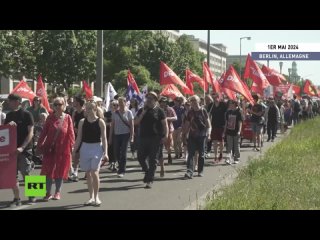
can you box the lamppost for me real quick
[95,30,104,97]
[288,68,292,83]
[239,36,251,79]
[279,62,283,74]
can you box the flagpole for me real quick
[205,30,210,104]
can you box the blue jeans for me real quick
[113,133,130,174]
[187,135,206,176]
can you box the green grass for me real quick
[205,117,320,210]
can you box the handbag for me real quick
[39,114,66,154]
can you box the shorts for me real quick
[16,152,33,179]
[251,122,263,134]
[80,142,103,172]
[211,127,224,141]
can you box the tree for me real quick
[35,30,96,90]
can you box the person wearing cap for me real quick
[265,97,280,142]
[158,96,177,176]
[0,101,6,125]
[223,100,243,164]
[4,94,35,207]
[27,96,48,123]
[135,91,168,188]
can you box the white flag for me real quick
[287,84,293,100]
[104,82,118,111]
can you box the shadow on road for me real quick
[25,204,88,210]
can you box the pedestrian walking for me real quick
[73,101,108,206]
[265,98,280,142]
[36,97,75,201]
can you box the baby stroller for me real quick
[240,116,264,149]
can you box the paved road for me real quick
[0,131,288,210]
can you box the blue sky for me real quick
[180,30,320,85]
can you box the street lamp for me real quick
[279,62,283,74]
[288,68,292,83]
[239,36,251,79]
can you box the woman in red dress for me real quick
[37,97,75,201]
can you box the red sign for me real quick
[0,125,17,189]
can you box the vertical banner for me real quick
[0,125,17,189]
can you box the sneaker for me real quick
[118,173,124,178]
[94,198,102,206]
[28,197,37,203]
[233,160,239,164]
[72,176,79,182]
[84,199,95,206]
[8,198,22,208]
[145,182,153,189]
[194,165,198,172]
[205,153,211,158]
[43,194,53,202]
[53,192,61,200]
[256,147,261,151]
[184,172,193,179]
[198,172,204,177]
[225,159,232,165]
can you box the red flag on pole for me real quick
[185,68,207,92]
[160,84,184,100]
[36,74,51,113]
[244,54,270,96]
[203,62,220,93]
[218,72,237,101]
[219,65,254,105]
[292,84,301,97]
[303,79,318,97]
[185,70,195,95]
[82,80,93,99]
[160,61,190,94]
[127,70,140,94]
[261,65,286,86]
[11,79,36,101]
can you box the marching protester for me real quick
[69,95,86,182]
[129,98,140,159]
[172,97,185,159]
[0,101,6,125]
[209,93,227,162]
[27,96,48,123]
[109,97,134,178]
[204,95,213,158]
[159,97,177,166]
[65,97,74,116]
[105,100,118,172]
[265,97,280,142]
[182,95,211,179]
[73,101,108,206]
[248,95,265,151]
[292,95,301,125]
[182,101,191,163]
[4,94,35,207]
[135,92,168,188]
[36,97,75,201]
[224,100,243,164]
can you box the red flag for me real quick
[203,62,220,93]
[218,72,237,101]
[292,85,301,97]
[244,54,270,96]
[11,79,36,101]
[261,65,286,86]
[185,69,195,95]
[160,84,184,100]
[185,68,207,92]
[219,65,254,105]
[274,84,291,98]
[127,70,140,94]
[160,61,190,94]
[36,74,51,113]
[303,79,318,97]
[82,81,93,99]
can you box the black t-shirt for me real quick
[74,110,85,129]
[4,108,34,149]
[225,109,243,136]
[250,103,264,123]
[138,106,165,138]
[209,102,227,128]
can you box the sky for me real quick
[180,30,320,86]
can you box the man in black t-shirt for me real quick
[4,94,35,207]
[224,100,243,165]
[135,92,168,189]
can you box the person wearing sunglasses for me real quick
[36,97,75,201]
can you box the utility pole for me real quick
[95,30,103,97]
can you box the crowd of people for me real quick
[1,90,319,208]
